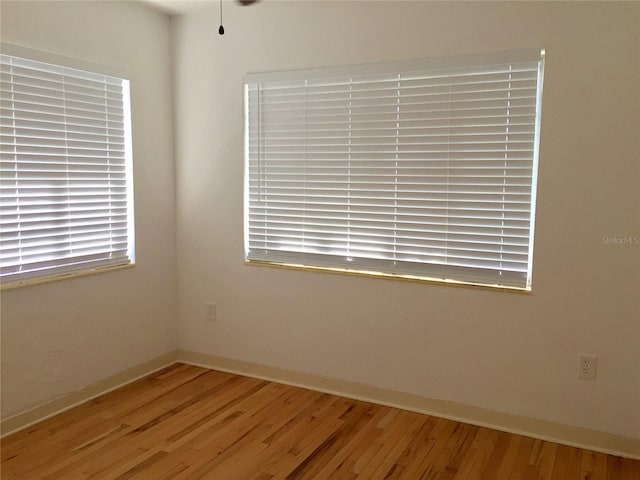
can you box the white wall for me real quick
[1,0,637,443]
[173,1,640,440]
[0,1,177,418]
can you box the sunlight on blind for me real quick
[0,52,134,284]
[244,50,544,290]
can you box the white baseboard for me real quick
[2,348,638,460]
[177,349,640,460]
[0,351,179,438]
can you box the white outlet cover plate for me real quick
[578,355,598,380]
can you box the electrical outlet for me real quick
[578,355,597,380]
[206,302,216,322]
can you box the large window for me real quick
[0,47,134,285]
[244,49,544,290]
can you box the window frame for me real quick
[243,49,545,292]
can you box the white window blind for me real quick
[0,50,134,284]
[244,49,544,290]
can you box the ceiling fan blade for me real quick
[237,0,260,5]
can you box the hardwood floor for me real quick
[1,364,638,479]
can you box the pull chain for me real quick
[218,0,225,35]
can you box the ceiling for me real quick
[143,0,216,15]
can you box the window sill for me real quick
[0,263,135,291]
[244,260,532,294]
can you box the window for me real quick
[0,47,134,285]
[244,49,544,291]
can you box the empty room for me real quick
[1,0,639,478]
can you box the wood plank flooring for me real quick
[1,363,638,479]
